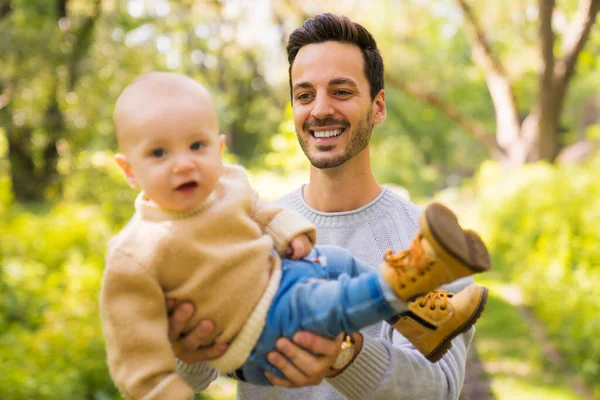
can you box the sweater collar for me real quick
[280,185,400,228]
[134,191,216,221]
[295,184,390,216]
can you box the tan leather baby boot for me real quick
[380,202,491,302]
[390,284,488,362]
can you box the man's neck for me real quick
[303,155,382,213]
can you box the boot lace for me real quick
[418,290,452,311]
[383,234,433,285]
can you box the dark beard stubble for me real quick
[296,107,374,169]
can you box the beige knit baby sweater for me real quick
[100,164,316,400]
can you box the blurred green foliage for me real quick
[449,154,600,397]
[2,0,598,203]
[0,187,117,399]
[1,0,599,398]
[473,279,586,400]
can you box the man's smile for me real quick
[310,128,345,138]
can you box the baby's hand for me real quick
[287,234,313,260]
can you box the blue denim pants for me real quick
[237,245,399,385]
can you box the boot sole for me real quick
[420,203,491,272]
[425,286,489,362]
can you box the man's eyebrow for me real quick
[292,82,314,92]
[329,78,358,88]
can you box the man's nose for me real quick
[172,155,194,174]
[310,93,334,120]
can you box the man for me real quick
[170,13,473,399]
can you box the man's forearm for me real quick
[327,277,475,399]
[327,325,473,400]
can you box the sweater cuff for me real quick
[327,334,390,399]
[176,360,219,392]
[265,209,317,254]
[140,372,193,400]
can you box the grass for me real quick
[474,275,589,400]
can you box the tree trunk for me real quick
[519,110,560,163]
[2,95,61,203]
[1,0,101,203]
[41,94,64,195]
[6,126,44,202]
[389,0,599,166]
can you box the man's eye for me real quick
[190,141,205,150]
[150,148,165,158]
[335,90,352,96]
[296,93,313,102]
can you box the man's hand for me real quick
[166,299,228,364]
[287,234,313,260]
[264,332,345,387]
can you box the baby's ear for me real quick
[218,134,226,152]
[114,154,138,188]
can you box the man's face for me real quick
[290,41,385,169]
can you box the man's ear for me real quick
[372,89,386,126]
[114,153,138,188]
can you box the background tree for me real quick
[385,0,600,165]
[0,0,102,202]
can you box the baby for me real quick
[100,72,491,400]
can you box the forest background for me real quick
[1,0,599,399]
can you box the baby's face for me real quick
[117,87,224,212]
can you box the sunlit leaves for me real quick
[453,155,600,394]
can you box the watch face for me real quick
[332,345,355,370]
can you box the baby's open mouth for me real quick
[175,181,198,191]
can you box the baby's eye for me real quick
[150,148,165,158]
[190,141,205,150]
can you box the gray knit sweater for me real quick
[177,186,473,399]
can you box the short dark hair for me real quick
[286,13,384,101]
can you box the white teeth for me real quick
[313,129,343,138]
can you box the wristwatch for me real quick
[331,334,355,370]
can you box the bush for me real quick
[0,199,118,399]
[446,155,600,395]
